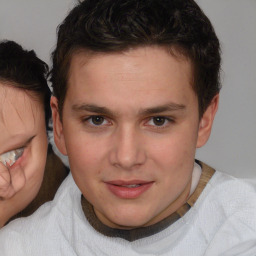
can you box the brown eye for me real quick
[152,117,166,126]
[91,116,105,125]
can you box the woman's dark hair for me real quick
[51,0,221,118]
[0,40,51,129]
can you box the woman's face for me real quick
[0,83,48,219]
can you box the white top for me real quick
[0,169,256,256]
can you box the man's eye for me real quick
[147,116,173,127]
[85,116,109,126]
[0,147,25,167]
[152,117,167,126]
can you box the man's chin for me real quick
[98,212,155,230]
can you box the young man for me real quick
[0,0,255,255]
[0,41,68,227]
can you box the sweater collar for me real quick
[81,160,215,242]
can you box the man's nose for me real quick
[109,126,146,170]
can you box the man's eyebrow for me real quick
[72,104,113,116]
[140,103,186,115]
[72,103,186,116]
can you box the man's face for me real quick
[52,46,216,229]
[0,84,48,213]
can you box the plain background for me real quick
[0,0,255,179]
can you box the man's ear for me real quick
[196,94,219,148]
[50,96,67,156]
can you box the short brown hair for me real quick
[51,0,221,118]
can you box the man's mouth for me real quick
[105,180,153,199]
[119,184,141,188]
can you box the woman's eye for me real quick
[0,147,24,167]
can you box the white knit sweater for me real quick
[0,166,256,255]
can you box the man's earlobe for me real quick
[196,94,219,148]
[50,96,67,155]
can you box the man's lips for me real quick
[105,180,154,199]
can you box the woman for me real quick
[0,40,68,227]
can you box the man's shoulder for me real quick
[197,165,256,230]
[196,164,256,210]
[9,172,78,225]
[201,170,256,255]
[184,164,256,254]
[208,169,256,203]
[0,173,80,255]
[195,162,256,212]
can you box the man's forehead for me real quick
[69,45,192,73]
[68,46,193,86]
[64,46,196,115]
